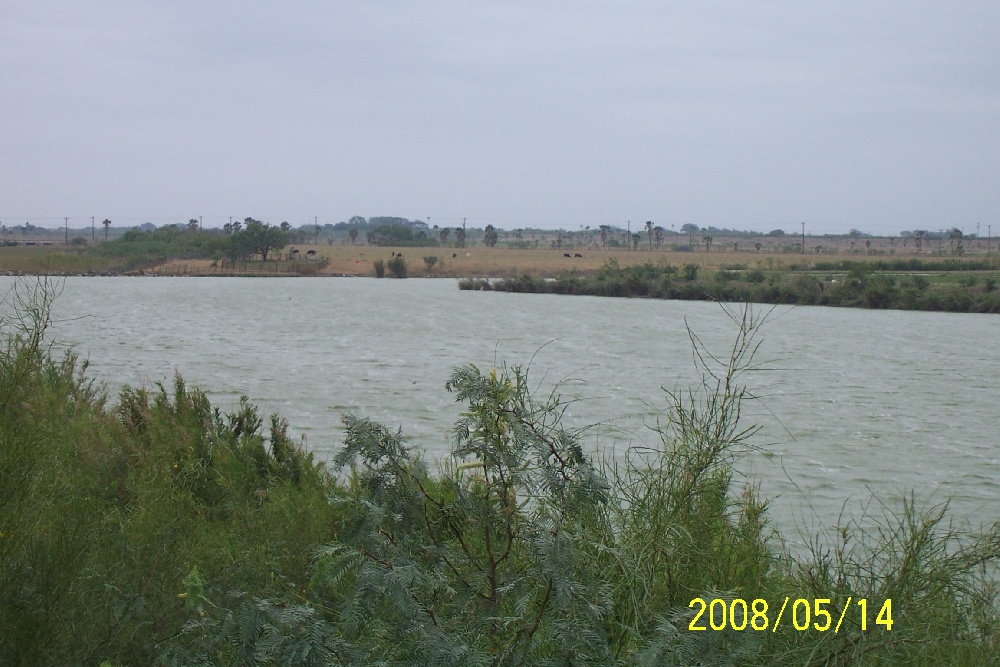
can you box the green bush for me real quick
[387,255,407,278]
[5,284,1000,666]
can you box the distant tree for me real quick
[439,228,450,246]
[915,230,925,252]
[223,222,233,235]
[455,227,466,248]
[654,226,664,250]
[423,256,438,271]
[769,229,786,236]
[645,221,653,250]
[348,215,367,227]
[102,219,111,240]
[599,225,610,249]
[188,218,199,232]
[754,242,762,252]
[280,221,291,233]
[949,228,963,254]
[702,235,713,252]
[631,232,641,251]
[865,239,872,254]
[232,220,243,233]
[349,228,358,245]
[483,224,499,248]
[242,218,289,261]
[224,231,254,267]
[368,224,416,247]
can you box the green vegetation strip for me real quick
[462,259,1000,313]
[3,281,999,665]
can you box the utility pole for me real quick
[199,215,203,230]
[801,221,805,254]
[462,217,466,230]
[64,217,69,244]
[988,225,992,255]
[91,216,95,242]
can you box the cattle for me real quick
[564,253,571,258]
[574,253,583,258]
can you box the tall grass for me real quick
[2,280,999,665]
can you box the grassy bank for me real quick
[462,259,1000,313]
[2,282,999,665]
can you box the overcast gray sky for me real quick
[3,1,998,234]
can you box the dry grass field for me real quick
[139,246,813,278]
[2,232,994,278]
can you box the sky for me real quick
[2,1,999,235]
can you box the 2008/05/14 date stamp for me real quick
[688,597,893,632]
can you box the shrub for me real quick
[372,259,385,277]
[387,255,407,278]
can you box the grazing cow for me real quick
[574,253,583,258]
[564,253,571,258]
[452,253,457,258]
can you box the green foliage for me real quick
[387,255,407,278]
[372,259,385,278]
[4,283,1000,666]
[423,255,439,270]
[367,224,437,247]
[484,224,499,248]
[0,280,336,665]
[240,218,290,261]
[96,226,230,271]
[463,259,1000,313]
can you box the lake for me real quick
[4,275,997,544]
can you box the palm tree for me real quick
[102,219,111,240]
[654,226,664,250]
[349,228,358,245]
[440,228,450,246]
[599,225,610,249]
[645,221,653,250]
[948,228,962,254]
[188,218,199,232]
[702,235,713,252]
[280,221,291,233]
[483,224,499,248]
[455,227,466,248]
